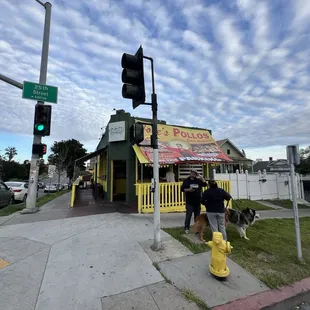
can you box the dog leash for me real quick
[231,198,242,211]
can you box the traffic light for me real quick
[130,123,144,145]
[32,143,47,157]
[121,46,145,109]
[33,104,52,136]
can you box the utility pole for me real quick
[22,1,52,213]
[287,145,302,261]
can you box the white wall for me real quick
[214,169,303,201]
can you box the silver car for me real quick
[0,181,15,207]
[44,183,58,193]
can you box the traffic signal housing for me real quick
[32,143,47,157]
[121,46,145,109]
[130,123,144,145]
[33,104,52,136]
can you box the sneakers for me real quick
[185,229,189,234]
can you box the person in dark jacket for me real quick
[201,179,231,240]
[181,169,207,233]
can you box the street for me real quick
[293,303,310,309]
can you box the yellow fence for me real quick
[70,177,81,207]
[135,181,231,213]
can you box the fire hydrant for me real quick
[207,232,233,279]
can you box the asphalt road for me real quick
[292,302,310,309]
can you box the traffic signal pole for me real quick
[22,2,52,214]
[147,57,162,251]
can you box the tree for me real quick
[48,139,87,183]
[297,146,310,175]
[0,159,29,181]
[4,146,17,161]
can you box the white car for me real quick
[5,181,29,202]
[44,183,58,193]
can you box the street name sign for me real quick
[22,81,58,104]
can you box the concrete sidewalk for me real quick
[0,192,72,226]
[0,210,269,310]
[0,213,200,310]
[2,197,310,309]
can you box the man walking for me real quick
[181,169,207,233]
[201,179,231,240]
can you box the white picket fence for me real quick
[214,169,304,201]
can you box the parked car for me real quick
[44,183,58,193]
[63,183,69,190]
[5,181,29,202]
[0,180,15,208]
[38,182,45,189]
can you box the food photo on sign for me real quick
[135,122,232,164]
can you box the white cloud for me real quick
[0,0,309,161]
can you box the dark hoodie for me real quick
[181,177,207,205]
[201,187,231,213]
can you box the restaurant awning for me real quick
[132,123,232,165]
[75,147,106,165]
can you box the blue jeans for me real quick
[184,202,201,230]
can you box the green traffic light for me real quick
[35,124,45,131]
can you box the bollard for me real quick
[207,232,232,279]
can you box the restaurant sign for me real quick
[135,121,232,164]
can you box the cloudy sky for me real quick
[0,0,309,163]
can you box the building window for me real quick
[227,149,230,155]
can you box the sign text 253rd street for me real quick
[22,81,58,104]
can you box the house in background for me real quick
[253,157,290,174]
[216,139,253,173]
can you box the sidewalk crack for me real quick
[34,246,51,310]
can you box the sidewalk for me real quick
[0,201,268,310]
[0,212,201,310]
[0,191,136,227]
[0,192,72,226]
[2,197,310,309]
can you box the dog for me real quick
[191,207,259,242]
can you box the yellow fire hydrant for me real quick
[207,232,233,278]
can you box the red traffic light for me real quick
[32,143,47,157]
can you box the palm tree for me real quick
[5,146,18,162]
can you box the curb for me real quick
[212,277,310,310]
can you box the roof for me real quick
[75,148,106,165]
[253,159,289,171]
[216,139,227,146]
[216,138,249,159]
[253,161,269,171]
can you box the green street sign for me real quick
[22,81,58,104]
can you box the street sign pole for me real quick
[22,2,52,214]
[287,145,302,261]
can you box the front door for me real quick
[112,160,126,201]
